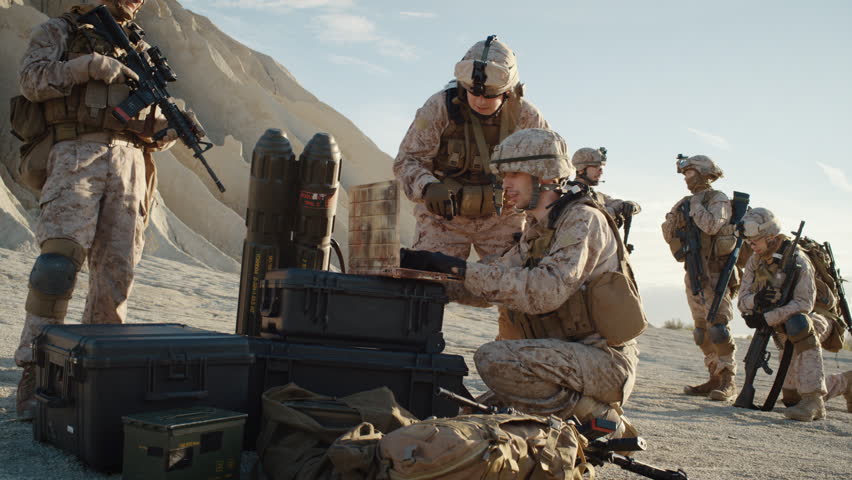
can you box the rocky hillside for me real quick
[0,0,414,272]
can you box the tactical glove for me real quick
[743,313,769,330]
[66,53,139,85]
[400,248,466,276]
[754,287,782,311]
[423,182,455,220]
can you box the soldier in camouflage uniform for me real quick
[572,147,641,226]
[14,0,178,421]
[738,208,852,421]
[401,129,645,426]
[661,155,739,401]
[393,35,549,341]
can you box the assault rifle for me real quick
[734,221,805,411]
[824,242,852,336]
[78,5,226,192]
[705,191,750,326]
[675,200,705,302]
[623,203,635,254]
[437,388,689,480]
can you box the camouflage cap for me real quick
[454,36,519,97]
[741,207,781,238]
[490,128,574,180]
[676,154,724,180]
[572,147,607,170]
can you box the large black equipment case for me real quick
[258,268,448,353]
[32,324,254,472]
[248,339,468,424]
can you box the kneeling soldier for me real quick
[738,208,852,421]
[402,128,646,425]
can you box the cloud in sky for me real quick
[211,0,354,10]
[686,127,730,150]
[399,11,437,19]
[312,14,418,60]
[816,161,852,193]
[329,55,390,75]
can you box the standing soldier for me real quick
[14,0,177,421]
[572,147,641,227]
[661,155,739,401]
[393,35,549,341]
[737,208,852,421]
[401,129,646,427]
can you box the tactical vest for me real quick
[432,84,523,217]
[669,189,738,274]
[507,195,647,345]
[41,5,154,143]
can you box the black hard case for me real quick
[248,339,468,424]
[32,323,254,472]
[258,268,448,352]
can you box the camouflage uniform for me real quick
[739,249,833,397]
[465,204,639,418]
[14,5,173,418]
[662,190,737,374]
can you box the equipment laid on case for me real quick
[248,339,468,425]
[259,268,448,353]
[122,407,246,480]
[32,323,253,472]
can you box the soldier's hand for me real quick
[400,248,466,276]
[754,287,781,310]
[66,53,139,85]
[423,182,455,220]
[743,313,769,330]
[155,128,179,148]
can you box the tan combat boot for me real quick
[683,367,721,396]
[708,370,737,401]
[843,371,852,413]
[781,388,801,407]
[783,392,826,422]
[16,365,38,422]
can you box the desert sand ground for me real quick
[0,247,850,480]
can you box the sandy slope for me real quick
[0,248,850,479]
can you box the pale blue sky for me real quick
[181,0,852,334]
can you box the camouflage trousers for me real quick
[685,272,737,375]
[777,312,846,397]
[15,139,147,367]
[474,337,639,418]
[411,203,525,340]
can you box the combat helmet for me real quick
[676,154,724,180]
[490,128,573,210]
[454,35,519,98]
[741,207,781,238]
[572,147,607,185]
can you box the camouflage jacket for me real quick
[457,199,620,315]
[393,90,549,202]
[592,189,640,220]
[739,247,816,328]
[661,189,731,243]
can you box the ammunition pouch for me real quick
[820,313,846,353]
[669,237,685,263]
[443,178,497,218]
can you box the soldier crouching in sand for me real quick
[737,208,852,421]
[401,128,647,428]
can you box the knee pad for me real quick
[709,324,731,345]
[786,314,817,353]
[25,238,85,319]
[693,327,706,346]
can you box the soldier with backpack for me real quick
[401,128,647,427]
[661,155,741,401]
[737,208,852,421]
[392,35,550,341]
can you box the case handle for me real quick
[145,357,209,402]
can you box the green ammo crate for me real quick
[122,407,247,480]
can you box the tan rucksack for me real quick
[255,383,418,480]
[799,237,848,352]
[378,413,589,480]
